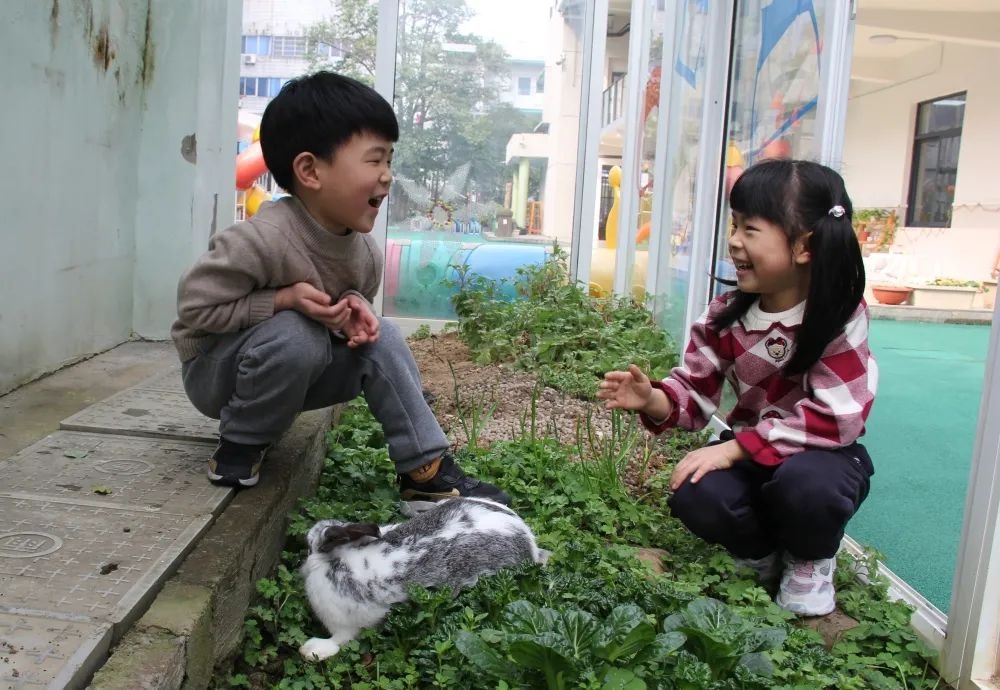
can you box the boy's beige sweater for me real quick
[171,196,383,361]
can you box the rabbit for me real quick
[299,496,550,662]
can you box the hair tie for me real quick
[828,205,846,218]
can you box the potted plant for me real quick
[853,208,897,255]
[910,278,982,310]
[871,284,913,305]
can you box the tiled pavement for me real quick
[0,348,231,690]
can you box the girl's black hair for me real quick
[712,159,865,375]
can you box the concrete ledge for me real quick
[871,303,993,324]
[88,406,338,690]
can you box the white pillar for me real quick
[515,158,530,228]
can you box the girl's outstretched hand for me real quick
[670,440,747,490]
[598,364,654,412]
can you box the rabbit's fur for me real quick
[299,497,549,661]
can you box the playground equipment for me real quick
[236,125,272,217]
[593,165,649,299]
[382,236,550,318]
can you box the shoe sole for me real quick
[775,594,835,617]
[207,468,259,488]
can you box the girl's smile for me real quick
[729,212,811,312]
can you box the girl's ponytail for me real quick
[785,197,865,375]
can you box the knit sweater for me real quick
[640,293,877,466]
[171,196,382,361]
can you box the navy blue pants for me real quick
[668,432,874,561]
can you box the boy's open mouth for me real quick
[368,195,386,209]
[734,261,753,271]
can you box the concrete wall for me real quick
[132,1,240,338]
[843,42,1000,281]
[0,1,239,395]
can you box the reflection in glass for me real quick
[379,0,582,319]
[712,0,826,301]
[648,0,711,345]
[908,93,964,228]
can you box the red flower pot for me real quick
[872,285,912,305]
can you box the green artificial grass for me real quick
[849,319,991,612]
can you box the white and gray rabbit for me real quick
[299,496,550,661]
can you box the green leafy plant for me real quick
[576,407,642,495]
[662,597,786,683]
[448,246,677,399]
[927,277,981,289]
[412,323,433,340]
[456,600,685,689]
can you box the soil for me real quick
[409,332,611,451]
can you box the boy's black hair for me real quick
[259,71,399,193]
[712,159,865,375]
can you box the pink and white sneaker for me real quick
[775,556,836,616]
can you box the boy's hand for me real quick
[669,440,747,490]
[275,282,352,332]
[338,293,380,348]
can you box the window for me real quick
[517,76,532,96]
[241,35,271,56]
[240,77,286,98]
[907,92,965,228]
[536,72,544,94]
[272,36,308,58]
[315,42,344,58]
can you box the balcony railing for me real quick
[602,74,626,128]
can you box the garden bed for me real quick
[217,254,947,690]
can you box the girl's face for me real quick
[728,211,811,312]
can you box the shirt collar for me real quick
[741,298,805,332]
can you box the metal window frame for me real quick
[371,0,400,318]
[682,0,736,335]
[644,3,684,299]
[569,0,609,291]
[905,91,967,229]
[610,0,654,298]
[944,298,1000,688]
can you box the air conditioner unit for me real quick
[243,54,257,65]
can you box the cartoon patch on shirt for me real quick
[765,336,789,362]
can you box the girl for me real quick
[599,159,876,617]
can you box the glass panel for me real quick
[648,0,712,344]
[910,137,959,227]
[917,93,966,135]
[713,0,826,300]
[383,0,581,320]
[630,2,666,304]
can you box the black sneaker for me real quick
[398,450,511,516]
[207,439,269,488]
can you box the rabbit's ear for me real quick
[345,522,381,541]
[317,523,380,553]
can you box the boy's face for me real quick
[311,132,394,234]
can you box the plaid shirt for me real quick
[640,293,877,466]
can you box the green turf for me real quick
[848,319,991,612]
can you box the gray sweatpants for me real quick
[181,311,449,474]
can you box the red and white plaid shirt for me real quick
[640,293,877,466]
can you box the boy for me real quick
[170,71,510,515]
